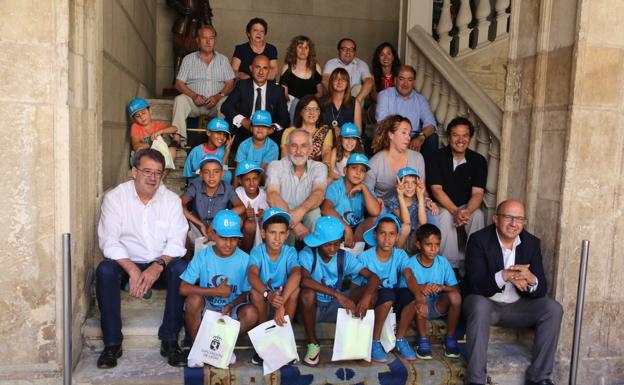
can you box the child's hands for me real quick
[343,225,355,248]
[348,183,364,197]
[416,178,425,197]
[216,277,232,298]
[226,134,236,151]
[421,284,442,296]
[150,130,162,142]
[256,208,265,219]
[396,176,406,198]
[245,202,256,221]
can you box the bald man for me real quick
[221,54,290,155]
[463,200,563,385]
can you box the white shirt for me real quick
[98,181,188,263]
[490,232,538,303]
[233,81,267,127]
[235,186,269,247]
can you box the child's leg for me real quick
[284,286,300,321]
[236,304,259,334]
[250,289,269,323]
[354,217,377,242]
[168,146,177,161]
[299,288,319,344]
[396,288,416,339]
[434,291,462,336]
[240,219,256,253]
[415,307,428,338]
[372,288,395,339]
[184,294,205,341]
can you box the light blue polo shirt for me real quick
[235,137,279,166]
[180,245,251,308]
[399,255,457,296]
[325,178,376,227]
[352,247,408,288]
[249,244,299,290]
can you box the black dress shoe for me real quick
[526,379,555,385]
[97,345,122,369]
[160,341,187,367]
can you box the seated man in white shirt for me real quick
[462,200,563,385]
[96,149,189,369]
[322,38,374,104]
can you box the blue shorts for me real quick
[395,288,447,320]
[203,300,250,321]
[314,289,353,322]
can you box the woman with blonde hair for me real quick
[321,68,362,139]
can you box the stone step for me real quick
[147,98,173,123]
[73,342,530,385]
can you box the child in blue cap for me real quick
[395,224,461,361]
[182,155,244,248]
[247,208,301,366]
[321,153,381,248]
[298,216,380,367]
[234,110,279,178]
[352,213,409,363]
[180,209,257,368]
[183,117,234,184]
[328,122,364,182]
[128,98,179,167]
[235,161,268,252]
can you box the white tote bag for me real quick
[331,309,374,362]
[248,316,299,375]
[187,310,240,369]
[150,135,175,169]
[380,309,397,352]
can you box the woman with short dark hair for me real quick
[231,17,279,80]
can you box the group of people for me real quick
[109,18,562,385]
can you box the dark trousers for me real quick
[463,294,563,384]
[419,132,439,158]
[95,258,188,347]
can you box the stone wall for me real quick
[456,40,508,109]
[0,0,100,382]
[155,0,400,96]
[102,0,158,190]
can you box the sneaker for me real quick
[395,338,416,361]
[229,352,237,365]
[303,343,321,366]
[187,358,204,368]
[444,336,460,358]
[371,340,388,363]
[251,351,263,366]
[416,337,433,360]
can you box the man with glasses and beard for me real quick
[266,129,327,246]
[95,149,189,369]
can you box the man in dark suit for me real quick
[221,54,289,155]
[463,200,563,385]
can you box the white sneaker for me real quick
[187,358,204,368]
[229,352,237,365]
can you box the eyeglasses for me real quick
[496,214,527,224]
[136,167,164,179]
[303,107,321,112]
[340,47,355,53]
[333,78,348,83]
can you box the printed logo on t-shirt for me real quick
[343,211,363,226]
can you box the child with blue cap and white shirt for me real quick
[235,161,269,252]
[298,216,380,367]
[321,153,381,249]
[180,209,257,368]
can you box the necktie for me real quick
[254,87,262,112]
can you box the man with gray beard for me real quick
[266,129,328,245]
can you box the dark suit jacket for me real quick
[463,224,548,298]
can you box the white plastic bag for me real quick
[331,309,374,362]
[248,316,299,375]
[187,309,240,369]
[380,309,397,352]
[151,135,175,169]
[341,241,365,257]
[194,237,213,254]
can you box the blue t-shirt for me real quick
[299,246,364,303]
[183,143,226,178]
[386,195,422,231]
[179,245,251,308]
[399,255,457,297]
[235,137,279,166]
[249,243,299,290]
[352,247,408,288]
[325,178,376,227]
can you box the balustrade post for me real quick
[415,53,426,92]
[475,0,492,47]
[436,0,453,55]
[455,0,473,56]
[429,71,442,113]
[422,62,434,100]
[494,0,510,40]
[436,81,450,145]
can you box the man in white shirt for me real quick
[322,38,374,104]
[462,200,563,385]
[96,149,189,369]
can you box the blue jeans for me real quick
[95,258,187,347]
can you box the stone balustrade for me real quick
[435,0,511,57]
[407,25,502,221]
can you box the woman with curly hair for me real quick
[321,68,362,139]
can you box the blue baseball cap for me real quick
[251,110,273,127]
[127,98,149,117]
[197,155,224,172]
[235,160,264,177]
[397,167,420,180]
[363,213,402,246]
[211,210,243,238]
[261,207,291,227]
[340,122,360,138]
[207,118,230,134]
[346,153,370,171]
[304,216,345,247]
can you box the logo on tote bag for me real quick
[210,336,222,351]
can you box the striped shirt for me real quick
[176,50,235,98]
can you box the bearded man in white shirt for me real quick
[96,149,189,369]
[462,200,563,385]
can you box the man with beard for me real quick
[266,129,328,245]
[425,117,487,273]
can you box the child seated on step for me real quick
[394,224,462,361]
[183,117,233,184]
[328,122,364,182]
[235,161,269,252]
[180,209,257,368]
[321,153,381,249]
[247,208,301,366]
[352,213,409,363]
[128,97,179,166]
[298,216,380,367]
[181,155,244,248]
[234,110,279,184]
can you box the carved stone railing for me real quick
[407,25,502,220]
[436,0,511,57]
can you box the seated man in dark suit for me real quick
[221,54,290,155]
[463,200,563,385]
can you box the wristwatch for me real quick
[263,290,270,302]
